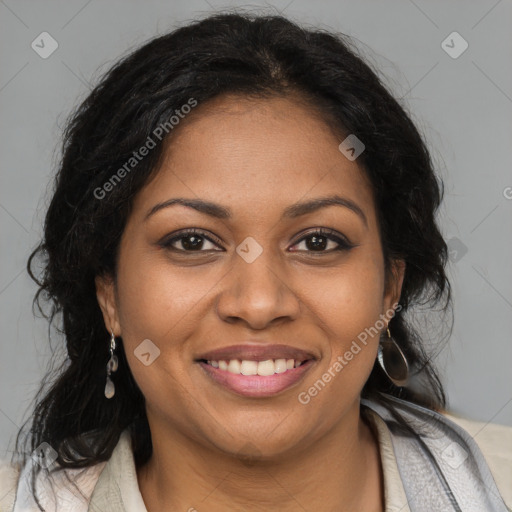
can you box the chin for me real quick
[198,416,312,462]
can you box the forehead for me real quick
[133,94,375,223]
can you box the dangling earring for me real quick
[104,330,119,399]
[377,325,409,387]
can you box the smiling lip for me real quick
[195,343,317,398]
[198,359,315,397]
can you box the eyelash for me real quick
[159,227,354,254]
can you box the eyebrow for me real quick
[145,194,368,227]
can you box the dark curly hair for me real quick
[13,10,451,509]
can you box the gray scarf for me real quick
[362,395,510,511]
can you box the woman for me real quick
[1,11,510,512]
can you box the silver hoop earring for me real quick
[104,330,119,399]
[377,327,409,387]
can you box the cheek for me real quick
[308,253,385,382]
[116,243,213,341]
[113,244,203,385]
[292,256,385,430]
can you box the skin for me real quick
[96,92,405,512]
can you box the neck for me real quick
[137,404,383,512]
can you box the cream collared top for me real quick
[1,412,511,512]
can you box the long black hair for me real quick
[12,10,451,509]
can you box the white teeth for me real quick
[240,360,258,375]
[227,359,241,373]
[275,359,287,373]
[257,360,275,376]
[207,358,306,375]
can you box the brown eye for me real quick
[290,228,354,253]
[160,229,223,252]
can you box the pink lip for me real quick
[197,359,315,398]
[195,343,316,363]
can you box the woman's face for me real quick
[97,93,404,459]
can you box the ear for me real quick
[95,274,121,336]
[383,258,406,314]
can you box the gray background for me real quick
[1,0,511,461]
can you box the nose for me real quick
[215,249,301,330]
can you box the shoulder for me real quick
[0,459,21,512]
[0,455,108,512]
[363,395,512,510]
[0,430,133,512]
[443,411,512,510]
